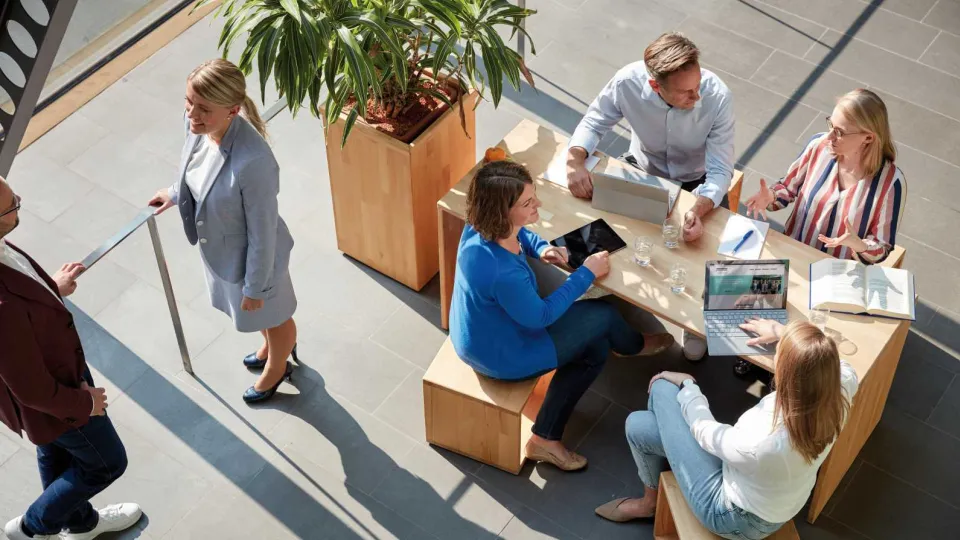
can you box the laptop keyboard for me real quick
[706,310,788,338]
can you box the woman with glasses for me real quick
[744,89,904,264]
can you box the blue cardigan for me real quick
[450,225,596,380]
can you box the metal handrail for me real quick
[80,207,192,374]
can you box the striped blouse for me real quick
[768,133,904,264]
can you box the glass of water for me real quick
[662,218,681,248]
[668,262,687,294]
[809,307,830,332]
[634,236,654,267]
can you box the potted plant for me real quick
[203,0,537,290]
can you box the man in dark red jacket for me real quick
[0,178,141,540]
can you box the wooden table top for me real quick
[438,119,909,376]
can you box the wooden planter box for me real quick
[324,92,478,290]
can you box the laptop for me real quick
[703,259,790,356]
[591,165,681,224]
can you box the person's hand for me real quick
[566,160,594,199]
[148,189,174,215]
[648,371,694,392]
[539,246,569,265]
[81,381,108,416]
[52,262,85,297]
[241,296,264,312]
[745,179,775,220]
[682,211,703,242]
[818,218,868,252]
[739,317,784,346]
[582,251,610,279]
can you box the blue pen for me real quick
[732,230,755,255]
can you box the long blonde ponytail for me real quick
[188,58,268,140]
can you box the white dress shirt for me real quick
[569,63,736,207]
[184,135,220,201]
[676,361,859,523]
[0,239,61,302]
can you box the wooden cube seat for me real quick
[423,338,551,474]
[655,472,799,540]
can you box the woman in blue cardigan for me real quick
[450,160,674,471]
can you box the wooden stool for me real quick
[654,472,800,540]
[423,338,552,474]
[727,169,745,212]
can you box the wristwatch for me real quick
[680,378,695,389]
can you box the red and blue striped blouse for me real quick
[768,133,904,264]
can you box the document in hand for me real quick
[809,259,916,320]
[718,215,769,260]
[542,153,600,187]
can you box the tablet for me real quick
[549,218,627,269]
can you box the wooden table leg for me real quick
[439,208,465,330]
[807,322,910,522]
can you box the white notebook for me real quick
[717,215,769,260]
[542,153,600,186]
[809,259,916,320]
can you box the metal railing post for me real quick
[146,215,193,374]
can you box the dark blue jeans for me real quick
[522,300,644,440]
[22,371,128,536]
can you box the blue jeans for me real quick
[510,300,644,440]
[22,371,128,536]
[625,380,784,540]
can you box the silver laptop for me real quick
[591,165,680,224]
[704,259,790,356]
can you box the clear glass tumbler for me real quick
[634,236,654,267]
[668,262,687,294]
[662,219,681,249]
[809,308,829,332]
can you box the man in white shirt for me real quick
[0,178,142,540]
[566,32,736,360]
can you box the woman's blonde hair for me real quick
[836,89,895,178]
[773,321,849,463]
[188,58,268,140]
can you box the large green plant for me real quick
[200,0,537,146]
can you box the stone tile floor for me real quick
[3,0,960,538]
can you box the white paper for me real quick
[542,154,600,187]
[718,215,769,260]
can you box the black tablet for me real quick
[549,218,627,269]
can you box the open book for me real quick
[809,259,915,320]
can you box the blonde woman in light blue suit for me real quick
[149,58,299,404]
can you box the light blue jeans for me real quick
[625,380,785,540]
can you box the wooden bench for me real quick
[423,338,552,474]
[654,472,800,540]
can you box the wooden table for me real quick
[436,119,910,523]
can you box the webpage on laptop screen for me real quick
[706,262,787,311]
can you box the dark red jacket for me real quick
[0,242,93,445]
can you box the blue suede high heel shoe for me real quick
[243,344,300,369]
[243,362,294,404]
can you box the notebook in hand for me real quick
[809,259,916,320]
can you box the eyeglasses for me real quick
[825,117,864,141]
[0,195,21,219]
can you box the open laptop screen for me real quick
[704,260,789,311]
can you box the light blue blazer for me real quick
[168,116,294,300]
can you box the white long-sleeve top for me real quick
[677,361,859,523]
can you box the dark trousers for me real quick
[22,371,128,536]
[499,300,645,441]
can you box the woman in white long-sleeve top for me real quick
[149,58,299,404]
[596,320,858,540]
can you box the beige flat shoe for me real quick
[524,443,587,471]
[595,497,654,522]
[613,332,675,358]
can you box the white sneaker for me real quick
[3,516,57,540]
[681,330,707,362]
[60,503,143,540]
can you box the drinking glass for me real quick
[634,236,654,267]
[668,263,687,294]
[662,218,681,248]
[809,308,829,331]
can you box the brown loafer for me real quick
[524,443,587,471]
[613,332,675,358]
[595,497,654,522]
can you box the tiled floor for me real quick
[2,0,960,538]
